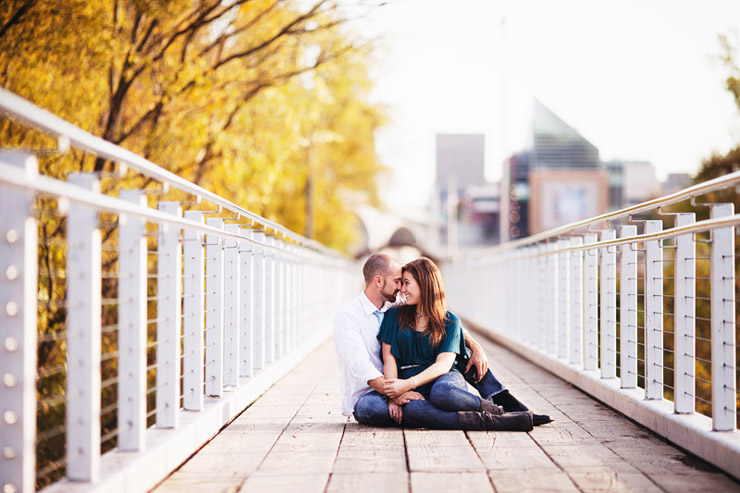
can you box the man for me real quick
[333,253,552,427]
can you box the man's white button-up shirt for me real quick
[333,291,393,416]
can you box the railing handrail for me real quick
[462,211,740,264]
[0,88,336,257]
[473,167,740,257]
[0,161,347,266]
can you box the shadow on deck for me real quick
[153,333,740,493]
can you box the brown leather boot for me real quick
[479,397,504,415]
[457,410,533,432]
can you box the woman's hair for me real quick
[398,257,448,348]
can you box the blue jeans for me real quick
[463,348,506,400]
[353,372,486,429]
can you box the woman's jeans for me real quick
[353,371,498,429]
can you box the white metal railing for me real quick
[0,89,357,492]
[444,173,740,480]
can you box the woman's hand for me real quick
[393,391,425,405]
[383,378,413,399]
[388,399,403,425]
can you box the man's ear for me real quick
[374,274,383,287]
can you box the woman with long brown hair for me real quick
[375,257,533,431]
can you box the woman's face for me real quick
[400,271,421,305]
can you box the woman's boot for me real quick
[457,410,533,432]
[479,397,504,415]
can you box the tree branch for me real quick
[0,0,35,39]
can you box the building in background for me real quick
[431,101,685,249]
[434,134,500,249]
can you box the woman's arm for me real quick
[381,342,398,380]
[383,352,456,399]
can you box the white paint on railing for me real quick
[674,213,696,414]
[557,238,570,360]
[223,224,241,389]
[239,229,254,378]
[117,190,148,452]
[710,203,736,431]
[182,211,205,411]
[156,202,182,429]
[569,236,583,366]
[599,229,616,380]
[252,231,266,370]
[546,241,558,355]
[644,220,663,400]
[619,225,638,390]
[65,173,102,482]
[205,217,225,398]
[0,153,38,493]
[583,233,598,372]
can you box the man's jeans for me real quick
[353,371,500,429]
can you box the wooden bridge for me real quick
[155,335,739,492]
[2,89,740,493]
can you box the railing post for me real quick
[600,229,617,379]
[252,231,265,369]
[546,242,558,355]
[66,172,102,482]
[156,202,182,428]
[0,153,38,493]
[673,213,695,414]
[557,238,570,360]
[569,236,583,366]
[710,204,736,431]
[182,211,205,411]
[276,239,286,359]
[205,218,224,397]
[117,190,147,451]
[644,220,663,400]
[265,236,275,365]
[619,225,638,389]
[288,246,297,351]
[239,228,254,378]
[583,233,598,371]
[223,224,241,389]
[527,247,538,346]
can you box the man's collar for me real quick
[360,291,394,314]
[359,291,379,314]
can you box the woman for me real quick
[377,257,533,431]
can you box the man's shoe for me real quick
[490,390,529,412]
[457,410,533,432]
[479,397,504,415]
[533,414,553,426]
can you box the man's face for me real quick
[379,264,402,302]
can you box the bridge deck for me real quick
[153,334,740,493]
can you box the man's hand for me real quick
[388,399,403,425]
[383,378,412,399]
[465,340,488,383]
[393,391,425,405]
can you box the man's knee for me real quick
[353,394,390,426]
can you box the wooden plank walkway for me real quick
[153,333,740,493]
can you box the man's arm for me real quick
[463,327,488,382]
[333,311,383,386]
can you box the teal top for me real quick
[378,307,466,398]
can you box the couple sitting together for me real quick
[333,253,552,431]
